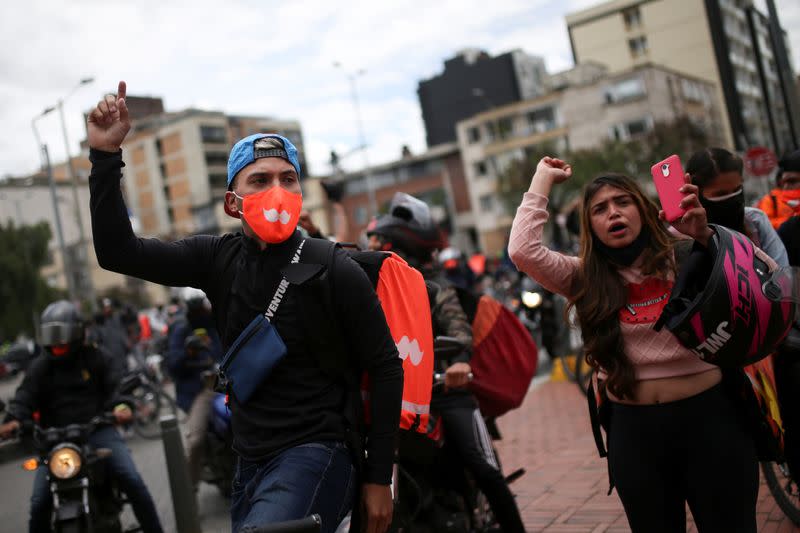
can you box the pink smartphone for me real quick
[651,155,687,223]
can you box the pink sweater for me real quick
[508,192,716,380]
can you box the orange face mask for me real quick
[777,189,800,213]
[50,345,70,357]
[236,187,303,244]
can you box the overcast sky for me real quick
[1,0,798,185]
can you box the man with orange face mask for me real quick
[87,82,403,533]
[776,150,800,266]
[756,149,800,229]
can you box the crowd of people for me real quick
[0,77,797,533]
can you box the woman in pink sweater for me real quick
[509,157,760,532]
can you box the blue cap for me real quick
[226,133,302,188]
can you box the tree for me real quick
[0,221,65,340]
[495,116,711,213]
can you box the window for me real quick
[604,77,646,103]
[200,125,227,143]
[527,107,556,133]
[609,116,653,141]
[497,117,513,139]
[205,152,229,166]
[474,161,488,176]
[479,194,494,213]
[468,127,481,144]
[628,36,648,58]
[623,7,642,30]
[208,174,228,188]
[354,206,368,225]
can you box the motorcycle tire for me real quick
[762,461,800,526]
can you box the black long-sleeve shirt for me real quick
[5,346,120,428]
[88,149,403,483]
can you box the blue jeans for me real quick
[30,426,163,533]
[231,441,356,533]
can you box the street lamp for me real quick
[32,111,76,303]
[333,61,378,218]
[42,77,96,309]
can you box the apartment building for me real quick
[456,63,721,255]
[566,0,800,154]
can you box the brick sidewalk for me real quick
[493,379,800,532]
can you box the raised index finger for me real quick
[117,81,127,100]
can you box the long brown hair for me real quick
[567,174,676,400]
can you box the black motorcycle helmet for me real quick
[367,192,444,264]
[40,300,85,356]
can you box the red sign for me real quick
[744,146,778,177]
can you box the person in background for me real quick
[776,150,800,266]
[757,148,800,230]
[0,301,163,533]
[685,147,788,267]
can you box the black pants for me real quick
[776,350,800,479]
[435,395,525,533]
[607,383,758,533]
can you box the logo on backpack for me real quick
[396,336,424,366]
[691,321,732,360]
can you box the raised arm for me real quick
[87,81,218,288]
[508,157,581,297]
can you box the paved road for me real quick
[0,373,231,533]
[2,365,799,532]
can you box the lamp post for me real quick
[42,77,96,308]
[32,113,76,303]
[333,62,378,218]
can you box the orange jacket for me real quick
[757,189,800,229]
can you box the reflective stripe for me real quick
[472,409,499,470]
[401,400,430,415]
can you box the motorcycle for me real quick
[388,336,525,533]
[117,366,177,440]
[16,415,140,533]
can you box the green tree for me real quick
[0,221,65,340]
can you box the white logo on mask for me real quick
[263,209,292,224]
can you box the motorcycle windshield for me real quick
[763,266,800,304]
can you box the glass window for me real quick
[479,194,494,213]
[468,127,481,144]
[527,107,556,133]
[200,125,227,143]
[205,152,229,166]
[354,206,368,225]
[474,161,487,177]
[623,7,642,30]
[628,36,649,58]
[497,117,513,139]
[208,174,227,188]
[604,77,646,103]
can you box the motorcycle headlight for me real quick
[48,444,82,479]
[522,291,543,309]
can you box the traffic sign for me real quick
[744,146,778,177]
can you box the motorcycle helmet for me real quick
[655,225,796,367]
[367,192,444,263]
[40,300,85,356]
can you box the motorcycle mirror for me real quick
[21,458,38,471]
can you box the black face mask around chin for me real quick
[593,226,651,267]
[699,189,745,234]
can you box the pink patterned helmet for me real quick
[655,225,796,367]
